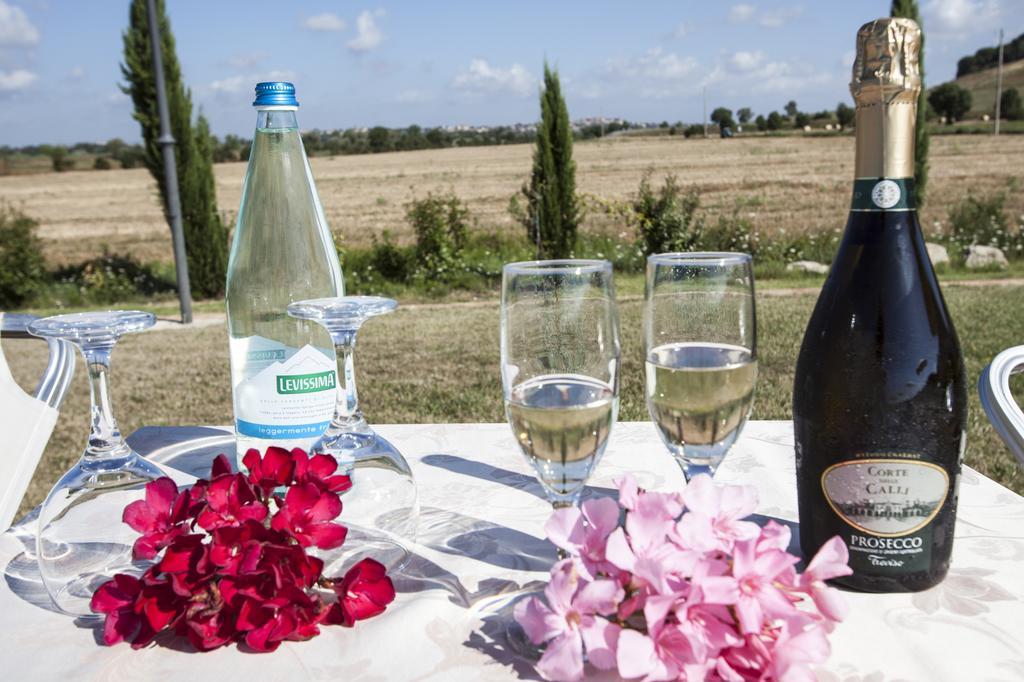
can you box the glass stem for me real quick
[81,344,130,460]
[330,330,367,431]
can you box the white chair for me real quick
[0,313,76,529]
[979,345,1024,467]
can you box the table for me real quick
[3,422,1023,681]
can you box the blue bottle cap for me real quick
[253,82,298,107]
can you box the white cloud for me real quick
[747,60,833,94]
[730,50,765,71]
[604,48,697,81]
[0,0,39,47]
[69,65,85,79]
[209,69,296,97]
[728,3,756,23]
[452,59,535,97]
[0,68,35,91]
[347,9,384,52]
[923,0,1000,38]
[728,3,802,28]
[209,75,247,94]
[303,12,346,32]
[227,51,267,69]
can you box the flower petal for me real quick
[536,632,584,682]
[579,616,620,670]
[615,629,657,679]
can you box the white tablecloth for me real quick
[2,421,1023,681]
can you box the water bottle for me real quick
[226,82,344,456]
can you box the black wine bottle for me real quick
[793,18,966,593]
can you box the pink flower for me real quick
[324,558,396,627]
[798,537,852,622]
[545,496,620,579]
[616,596,691,681]
[731,539,800,634]
[771,625,831,682]
[270,482,348,549]
[674,474,759,553]
[514,560,624,681]
[122,477,188,560]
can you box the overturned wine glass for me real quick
[28,311,166,618]
[287,296,418,574]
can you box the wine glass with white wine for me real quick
[501,259,621,512]
[644,252,757,481]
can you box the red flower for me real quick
[324,558,396,627]
[91,574,151,646]
[293,450,353,495]
[122,477,188,560]
[197,473,268,531]
[243,447,295,496]
[270,482,348,550]
[94,447,391,653]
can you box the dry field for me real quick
[1,134,1021,266]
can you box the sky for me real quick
[1,0,1023,146]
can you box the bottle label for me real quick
[230,336,336,440]
[850,178,916,212]
[821,456,949,574]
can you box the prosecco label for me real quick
[821,457,949,574]
[850,178,916,212]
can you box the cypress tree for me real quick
[521,63,579,258]
[121,0,228,298]
[891,0,930,206]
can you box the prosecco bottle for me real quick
[793,18,966,592]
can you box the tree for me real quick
[518,62,579,258]
[892,0,930,204]
[1000,88,1024,120]
[766,111,783,131]
[737,107,753,124]
[368,126,390,153]
[121,0,228,298]
[754,114,767,131]
[710,107,735,131]
[182,114,229,297]
[49,146,73,172]
[927,83,972,124]
[836,102,855,127]
[784,100,799,118]
[794,112,811,128]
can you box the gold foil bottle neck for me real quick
[851,18,921,180]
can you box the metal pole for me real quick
[994,29,1004,136]
[146,0,192,324]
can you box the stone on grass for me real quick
[786,260,829,275]
[965,245,1008,270]
[925,242,950,267]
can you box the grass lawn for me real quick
[6,283,1024,515]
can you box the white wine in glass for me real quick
[644,253,757,480]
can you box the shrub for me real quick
[406,191,471,280]
[94,157,113,170]
[53,251,177,305]
[683,124,704,138]
[947,192,1020,257]
[631,172,703,255]
[0,204,48,308]
[370,231,412,281]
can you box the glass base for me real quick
[36,451,165,618]
[314,432,418,575]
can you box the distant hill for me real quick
[957,32,1024,78]
[936,59,1024,118]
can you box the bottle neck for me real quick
[851,96,918,212]
[853,98,916,179]
[255,107,299,131]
